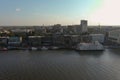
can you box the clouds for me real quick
[16,8,21,12]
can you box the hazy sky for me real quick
[0,0,119,26]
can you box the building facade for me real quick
[81,20,88,34]
[89,34,105,43]
[108,30,120,44]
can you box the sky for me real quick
[0,0,119,26]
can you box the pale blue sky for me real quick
[0,0,105,26]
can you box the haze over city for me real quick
[0,0,120,26]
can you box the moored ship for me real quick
[76,41,104,51]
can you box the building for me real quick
[8,37,22,49]
[81,20,88,34]
[34,26,46,36]
[28,36,42,47]
[73,25,81,35]
[75,20,88,35]
[67,26,77,35]
[63,35,80,48]
[89,34,105,43]
[41,36,53,46]
[52,34,64,48]
[52,24,63,34]
[108,30,120,44]
[81,35,91,43]
[0,37,8,47]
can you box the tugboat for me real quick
[76,41,104,51]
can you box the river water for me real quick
[0,49,120,80]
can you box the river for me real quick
[0,49,120,80]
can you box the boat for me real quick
[76,41,104,51]
[31,47,38,50]
[41,46,48,50]
[50,46,59,50]
[0,47,8,51]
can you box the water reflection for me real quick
[0,49,120,80]
[108,49,120,56]
[77,51,103,57]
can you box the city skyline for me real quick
[0,0,120,26]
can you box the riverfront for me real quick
[0,49,120,80]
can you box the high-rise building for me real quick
[81,20,88,33]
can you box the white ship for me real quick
[76,41,104,51]
[41,46,48,50]
[31,47,38,50]
[50,46,59,50]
